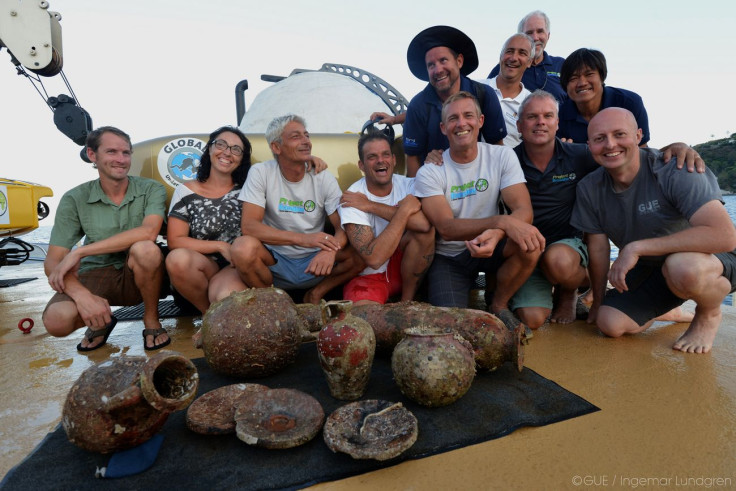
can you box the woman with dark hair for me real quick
[165,126,252,314]
[557,48,650,146]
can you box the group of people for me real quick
[42,11,736,356]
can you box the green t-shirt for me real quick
[50,176,166,272]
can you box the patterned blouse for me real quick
[168,185,242,244]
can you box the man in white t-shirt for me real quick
[231,114,364,304]
[339,130,434,304]
[414,91,545,331]
[481,33,534,147]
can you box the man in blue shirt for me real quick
[487,11,566,102]
[557,48,649,145]
[402,25,507,177]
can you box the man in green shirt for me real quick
[42,126,170,351]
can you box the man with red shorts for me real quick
[339,130,435,304]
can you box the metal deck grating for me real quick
[113,299,198,321]
[0,277,38,288]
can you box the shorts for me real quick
[510,237,588,310]
[604,251,736,326]
[343,250,403,304]
[267,247,324,290]
[44,264,145,313]
[427,239,508,308]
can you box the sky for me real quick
[1,0,734,223]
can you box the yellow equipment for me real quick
[0,178,53,237]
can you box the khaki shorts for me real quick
[44,261,162,314]
[510,237,588,311]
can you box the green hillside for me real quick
[694,134,736,191]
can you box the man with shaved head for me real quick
[482,33,535,147]
[487,11,566,101]
[571,108,736,353]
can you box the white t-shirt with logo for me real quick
[239,160,342,258]
[414,142,526,256]
[339,175,415,275]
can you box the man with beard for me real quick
[374,26,507,177]
[339,130,435,304]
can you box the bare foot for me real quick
[550,289,577,324]
[302,288,322,305]
[655,306,694,323]
[672,309,720,354]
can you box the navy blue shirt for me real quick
[488,51,566,102]
[403,76,507,163]
[514,138,598,242]
[557,86,650,145]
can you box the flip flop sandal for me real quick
[142,327,171,351]
[77,316,118,352]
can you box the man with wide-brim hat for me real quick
[402,25,507,177]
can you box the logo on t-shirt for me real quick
[638,200,660,215]
[278,198,316,214]
[552,173,576,183]
[451,180,486,201]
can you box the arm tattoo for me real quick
[346,224,376,256]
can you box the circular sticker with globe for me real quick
[157,137,208,188]
[304,200,316,212]
[475,179,489,193]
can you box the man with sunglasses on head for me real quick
[43,126,170,352]
[231,114,364,304]
[487,11,566,102]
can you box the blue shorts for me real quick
[267,247,324,290]
[426,239,508,308]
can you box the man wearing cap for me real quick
[487,11,566,102]
[402,25,507,177]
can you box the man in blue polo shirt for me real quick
[402,25,507,177]
[487,11,566,102]
[557,48,649,145]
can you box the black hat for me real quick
[407,25,479,81]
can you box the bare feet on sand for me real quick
[655,306,694,323]
[672,309,720,354]
[550,289,577,324]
